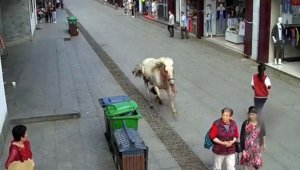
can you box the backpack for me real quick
[204,128,213,149]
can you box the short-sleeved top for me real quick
[181,15,188,27]
[169,14,174,25]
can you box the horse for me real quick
[132,57,177,113]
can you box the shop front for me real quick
[157,0,168,19]
[264,0,300,64]
[186,0,199,35]
[201,0,253,55]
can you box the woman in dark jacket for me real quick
[209,107,239,170]
[240,106,266,170]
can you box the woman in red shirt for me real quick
[251,64,271,114]
[5,125,34,169]
[209,107,239,170]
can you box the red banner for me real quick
[291,0,300,6]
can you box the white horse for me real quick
[132,57,177,113]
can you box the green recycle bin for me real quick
[105,100,142,131]
[67,16,78,36]
[104,100,142,151]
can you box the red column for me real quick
[244,0,253,56]
[257,0,272,63]
[197,0,204,38]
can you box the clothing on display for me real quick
[282,0,300,15]
[282,0,292,13]
[227,18,238,29]
[205,6,213,34]
[238,21,245,36]
[217,5,226,33]
[283,25,300,47]
[272,23,285,62]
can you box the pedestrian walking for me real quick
[168,11,174,37]
[52,7,57,23]
[123,0,129,15]
[130,1,135,17]
[146,0,151,16]
[5,125,34,170]
[48,3,53,23]
[240,106,266,170]
[209,107,239,170]
[180,11,189,39]
[60,0,64,9]
[151,1,157,18]
[251,64,271,114]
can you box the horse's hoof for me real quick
[149,105,154,109]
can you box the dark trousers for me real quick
[274,40,284,62]
[168,25,174,37]
[254,97,267,114]
[181,26,189,39]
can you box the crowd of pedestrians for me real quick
[207,63,271,170]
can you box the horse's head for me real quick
[156,60,176,93]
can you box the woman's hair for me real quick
[221,107,233,116]
[12,125,27,141]
[257,64,266,80]
[248,106,257,114]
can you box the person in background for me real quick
[209,107,239,170]
[60,0,64,9]
[251,63,271,114]
[168,11,174,37]
[5,125,34,169]
[180,11,189,39]
[240,106,266,170]
[52,7,57,23]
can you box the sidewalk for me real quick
[0,9,181,170]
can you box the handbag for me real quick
[235,141,242,153]
[204,129,213,149]
[8,159,34,170]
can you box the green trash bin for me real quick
[104,100,142,151]
[105,100,142,130]
[67,16,78,25]
[67,16,78,36]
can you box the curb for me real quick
[10,112,81,125]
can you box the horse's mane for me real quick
[152,57,173,71]
[158,57,173,66]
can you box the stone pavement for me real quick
[64,0,300,169]
[0,9,180,170]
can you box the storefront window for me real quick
[186,0,198,34]
[280,0,300,61]
[203,0,247,52]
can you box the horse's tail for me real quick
[132,64,143,77]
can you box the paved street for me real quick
[0,9,180,170]
[0,0,299,169]
[64,0,300,169]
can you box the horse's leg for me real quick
[144,78,153,109]
[167,87,176,113]
[154,86,162,104]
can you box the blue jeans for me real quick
[254,98,267,114]
[206,20,212,33]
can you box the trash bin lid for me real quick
[98,95,130,108]
[114,127,147,153]
[67,16,78,21]
[105,100,138,116]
